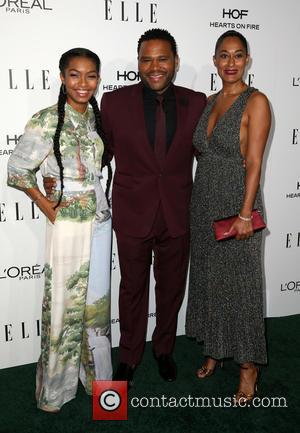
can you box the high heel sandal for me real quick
[234,364,259,406]
[196,358,223,379]
[39,404,60,413]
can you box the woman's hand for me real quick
[43,177,57,198]
[225,216,254,240]
[37,196,70,224]
[25,188,67,224]
[38,197,61,224]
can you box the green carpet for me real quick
[1,315,299,433]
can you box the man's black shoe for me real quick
[113,362,135,388]
[155,354,177,382]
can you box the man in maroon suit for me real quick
[101,28,206,385]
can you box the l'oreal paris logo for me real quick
[0,264,44,280]
[0,0,53,14]
[280,281,300,292]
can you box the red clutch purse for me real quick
[213,209,266,241]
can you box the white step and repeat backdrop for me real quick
[1,0,299,369]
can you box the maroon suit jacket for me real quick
[101,82,206,238]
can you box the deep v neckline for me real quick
[206,87,249,141]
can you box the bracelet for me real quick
[238,213,253,222]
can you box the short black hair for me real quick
[137,28,178,56]
[215,30,248,55]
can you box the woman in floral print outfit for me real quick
[7,48,112,412]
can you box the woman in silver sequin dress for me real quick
[186,31,271,404]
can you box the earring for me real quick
[61,83,66,95]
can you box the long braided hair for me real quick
[53,48,112,208]
[89,95,113,205]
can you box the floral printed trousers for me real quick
[36,189,112,411]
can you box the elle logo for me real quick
[210,73,254,91]
[286,233,300,248]
[104,0,158,23]
[3,320,41,342]
[8,69,50,90]
[292,129,298,145]
[0,201,40,222]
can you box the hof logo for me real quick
[286,181,300,199]
[102,70,140,91]
[280,281,300,293]
[0,134,21,157]
[222,9,248,19]
[0,0,53,14]
[104,0,157,23]
[0,264,44,281]
[210,8,260,31]
[117,70,140,82]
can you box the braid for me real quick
[89,95,112,207]
[53,85,66,209]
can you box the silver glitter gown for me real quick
[186,87,267,364]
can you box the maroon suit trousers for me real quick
[116,204,190,365]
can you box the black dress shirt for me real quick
[143,83,177,152]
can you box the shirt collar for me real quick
[142,82,175,101]
[65,102,91,128]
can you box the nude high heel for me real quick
[234,364,259,406]
[196,358,223,379]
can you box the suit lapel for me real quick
[128,83,159,164]
[165,86,189,161]
[130,83,189,168]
